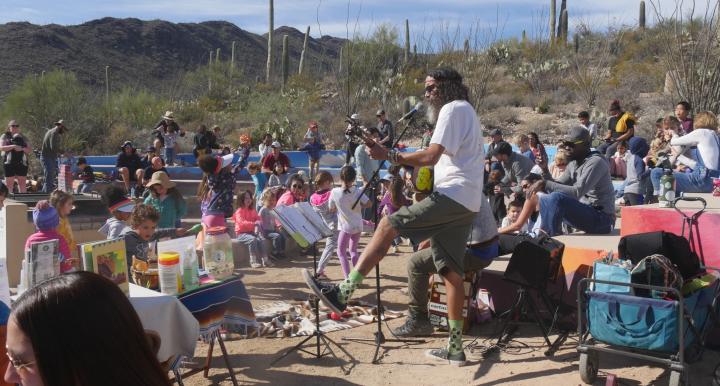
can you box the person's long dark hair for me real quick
[11,272,171,386]
[339,166,356,193]
[428,67,470,106]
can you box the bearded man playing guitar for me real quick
[303,67,485,366]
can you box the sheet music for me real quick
[294,202,333,238]
[273,205,322,245]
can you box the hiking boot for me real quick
[393,314,434,337]
[425,348,466,367]
[302,269,347,315]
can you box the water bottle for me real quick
[158,252,182,295]
[658,169,675,208]
[182,247,200,291]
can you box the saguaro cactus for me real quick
[550,0,556,43]
[299,26,310,75]
[281,35,289,92]
[231,41,236,70]
[558,0,567,38]
[573,33,580,53]
[639,1,646,30]
[266,0,274,83]
[560,9,569,45]
[404,19,411,64]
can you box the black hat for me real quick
[76,157,87,165]
[489,128,503,137]
[490,141,513,157]
[562,126,591,146]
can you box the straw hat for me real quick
[162,111,175,120]
[145,171,176,189]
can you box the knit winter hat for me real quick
[33,200,59,231]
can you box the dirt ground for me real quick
[181,237,720,386]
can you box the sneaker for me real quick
[250,262,262,268]
[425,348,466,367]
[316,272,329,281]
[392,314,434,337]
[302,269,347,315]
[262,257,275,268]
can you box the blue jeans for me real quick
[651,167,718,195]
[41,157,58,193]
[76,182,94,194]
[163,147,175,165]
[265,232,285,256]
[539,192,614,236]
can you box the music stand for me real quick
[271,241,351,368]
[482,240,571,358]
[342,116,425,364]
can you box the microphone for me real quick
[396,103,424,123]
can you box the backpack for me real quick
[618,231,703,280]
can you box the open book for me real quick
[273,203,333,248]
[78,238,129,296]
[25,240,60,289]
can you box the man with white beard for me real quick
[303,68,485,366]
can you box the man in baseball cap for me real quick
[261,141,291,173]
[529,125,615,236]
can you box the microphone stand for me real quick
[342,116,426,364]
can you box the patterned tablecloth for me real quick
[176,275,257,341]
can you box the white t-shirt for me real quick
[430,100,485,211]
[671,129,720,171]
[329,186,369,234]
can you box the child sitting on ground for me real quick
[25,200,74,272]
[49,190,78,270]
[311,171,338,279]
[514,134,535,161]
[98,185,135,239]
[483,169,507,226]
[623,137,650,206]
[267,162,289,189]
[549,150,569,179]
[610,141,630,179]
[144,171,187,229]
[121,204,186,280]
[500,200,527,233]
[330,166,372,278]
[232,190,273,268]
[75,157,95,194]
[258,188,286,259]
[248,162,267,210]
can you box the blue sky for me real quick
[0,1,707,45]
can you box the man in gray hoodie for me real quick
[40,120,66,193]
[529,126,615,236]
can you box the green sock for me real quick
[338,270,365,304]
[447,319,464,355]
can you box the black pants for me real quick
[624,193,643,206]
[345,141,358,164]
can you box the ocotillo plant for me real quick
[550,0,556,43]
[299,26,310,75]
[216,48,221,63]
[281,35,289,92]
[404,19,411,64]
[266,0,273,83]
[639,1,646,30]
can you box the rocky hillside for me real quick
[0,17,343,98]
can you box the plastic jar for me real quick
[202,226,234,280]
[158,252,182,295]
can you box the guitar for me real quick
[345,117,434,194]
